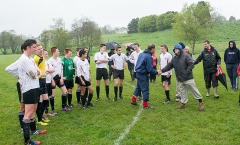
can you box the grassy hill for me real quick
[101,22,240,54]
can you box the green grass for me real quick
[102,22,240,54]
[0,52,240,145]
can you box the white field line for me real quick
[114,82,143,145]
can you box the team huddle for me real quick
[5,39,240,145]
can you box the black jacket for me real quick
[162,52,194,82]
[194,46,221,73]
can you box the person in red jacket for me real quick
[150,53,157,83]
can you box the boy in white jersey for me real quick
[18,39,43,145]
[48,47,70,111]
[73,48,82,105]
[160,44,172,103]
[94,44,109,101]
[109,46,128,101]
[77,50,94,108]
[42,49,55,116]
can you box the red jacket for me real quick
[152,53,157,67]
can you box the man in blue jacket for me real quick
[224,40,240,91]
[131,44,161,108]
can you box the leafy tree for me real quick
[229,16,236,22]
[100,25,115,34]
[0,31,10,54]
[138,15,157,32]
[127,18,139,33]
[50,18,71,52]
[71,17,101,55]
[39,29,53,49]
[172,1,214,54]
[156,14,165,31]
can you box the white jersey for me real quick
[6,60,19,78]
[18,54,40,93]
[129,50,143,71]
[77,59,90,81]
[109,53,128,70]
[160,52,173,75]
[73,56,80,75]
[48,57,62,77]
[45,60,53,83]
[94,52,109,68]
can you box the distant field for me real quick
[101,22,240,54]
[0,53,240,144]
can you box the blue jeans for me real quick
[226,63,238,89]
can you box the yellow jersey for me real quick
[33,55,46,78]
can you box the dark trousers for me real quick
[226,63,238,89]
[128,68,134,81]
[133,73,149,102]
[109,66,114,81]
[204,72,218,89]
[150,66,157,81]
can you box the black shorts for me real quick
[113,69,124,79]
[39,78,48,95]
[23,88,40,104]
[75,76,80,84]
[161,75,171,83]
[79,76,91,87]
[96,68,108,80]
[16,82,23,103]
[64,79,74,90]
[134,72,137,78]
[46,83,52,96]
[53,75,65,88]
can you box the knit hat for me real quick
[178,42,185,49]
[173,44,183,52]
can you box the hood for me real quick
[229,40,236,49]
[143,49,152,55]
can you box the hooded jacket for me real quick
[162,51,194,82]
[135,49,158,75]
[194,46,221,73]
[224,40,240,64]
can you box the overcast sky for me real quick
[0,0,239,37]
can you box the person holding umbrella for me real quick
[194,40,221,99]
[126,47,134,82]
[224,40,240,91]
[108,48,115,81]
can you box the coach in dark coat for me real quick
[194,40,221,98]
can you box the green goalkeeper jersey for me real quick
[62,57,75,80]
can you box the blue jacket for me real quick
[224,40,240,64]
[135,49,158,75]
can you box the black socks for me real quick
[36,102,42,122]
[62,94,67,108]
[114,86,118,98]
[165,90,170,100]
[68,94,72,105]
[96,86,100,98]
[105,85,109,97]
[119,86,123,97]
[50,96,55,111]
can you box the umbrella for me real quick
[124,42,134,50]
[105,41,120,50]
[215,66,228,91]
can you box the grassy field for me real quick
[101,22,240,55]
[0,52,240,145]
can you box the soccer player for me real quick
[94,44,110,101]
[73,48,82,105]
[159,44,172,103]
[109,46,128,101]
[48,47,70,111]
[62,48,75,108]
[18,39,45,145]
[77,49,94,108]
[6,45,47,139]
[42,49,55,116]
[33,44,50,125]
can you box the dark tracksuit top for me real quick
[224,40,240,89]
[134,49,158,101]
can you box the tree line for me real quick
[127,1,239,54]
